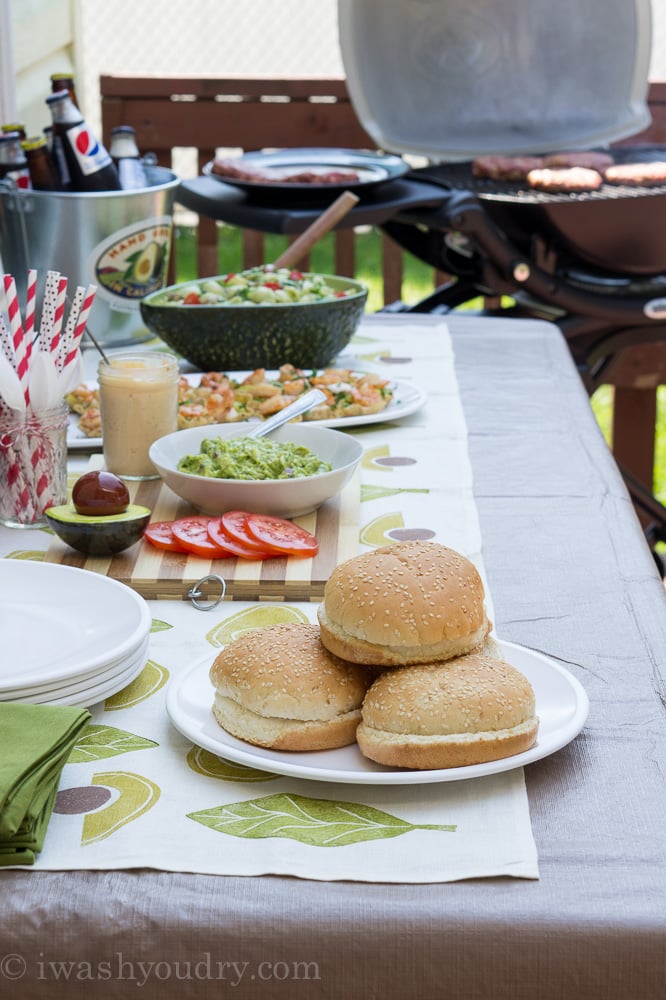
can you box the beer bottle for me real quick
[0,132,32,189]
[21,136,62,191]
[109,125,148,189]
[46,90,121,192]
[1,122,27,140]
[50,72,79,108]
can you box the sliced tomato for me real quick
[220,510,275,554]
[171,515,234,558]
[245,513,319,557]
[144,521,187,553]
[183,292,201,305]
[207,515,273,560]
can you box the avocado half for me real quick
[45,504,151,556]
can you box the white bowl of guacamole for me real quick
[149,422,363,518]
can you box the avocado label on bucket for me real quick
[89,215,172,310]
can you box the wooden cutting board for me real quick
[44,464,360,602]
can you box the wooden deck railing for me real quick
[99,75,418,304]
[100,75,666,504]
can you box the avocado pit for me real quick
[72,470,130,516]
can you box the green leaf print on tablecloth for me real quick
[150,619,173,633]
[68,724,158,762]
[206,605,310,648]
[4,550,46,560]
[188,793,456,847]
[82,771,160,845]
[104,660,170,711]
[361,485,430,502]
[186,746,278,782]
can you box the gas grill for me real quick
[336,0,666,563]
[178,0,666,565]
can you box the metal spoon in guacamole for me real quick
[244,387,327,439]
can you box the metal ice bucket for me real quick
[0,165,180,350]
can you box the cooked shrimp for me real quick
[310,368,354,386]
[78,406,102,437]
[258,395,295,416]
[199,371,229,390]
[241,368,268,385]
[281,379,307,395]
[278,363,305,381]
[237,381,281,400]
[66,384,99,414]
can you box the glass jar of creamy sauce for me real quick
[98,352,179,480]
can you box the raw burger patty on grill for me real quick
[544,151,614,170]
[472,155,545,180]
[526,166,603,193]
[603,161,666,186]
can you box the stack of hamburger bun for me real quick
[209,541,539,770]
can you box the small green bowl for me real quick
[139,272,368,371]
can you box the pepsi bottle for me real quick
[46,90,121,192]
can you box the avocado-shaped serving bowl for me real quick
[139,268,368,371]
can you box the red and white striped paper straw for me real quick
[24,268,37,364]
[3,274,30,406]
[63,283,97,368]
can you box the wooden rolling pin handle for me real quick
[271,190,361,270]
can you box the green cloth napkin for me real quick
[0,702,91,865]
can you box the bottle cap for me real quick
[21,136,48,151]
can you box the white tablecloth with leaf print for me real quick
[0,315,538,882]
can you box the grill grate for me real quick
[416,148,666,205]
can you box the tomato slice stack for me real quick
[143,511,319,559]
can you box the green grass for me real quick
[174,223,665,504]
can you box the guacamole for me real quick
[177,436,332,480]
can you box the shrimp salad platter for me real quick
[66,366,427,448]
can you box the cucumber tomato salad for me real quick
[161,267,356,306]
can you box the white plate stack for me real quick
[1,561,152,708]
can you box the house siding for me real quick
[7,0,74,136]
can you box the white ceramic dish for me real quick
[0,635,150,702]
[1,637,150,708]
[66,375,427,450]
[0,561,152,689]
[166,640,590,786]
[149,422,364,518]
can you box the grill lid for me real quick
[338,0,653,161]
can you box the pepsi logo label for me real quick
[74,129,100,158]
[65,123,112,176]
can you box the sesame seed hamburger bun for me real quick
[356,652,539,770]
[317,541,490,667]
[209,623,372,751]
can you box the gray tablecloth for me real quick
[2,315,664,1000]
